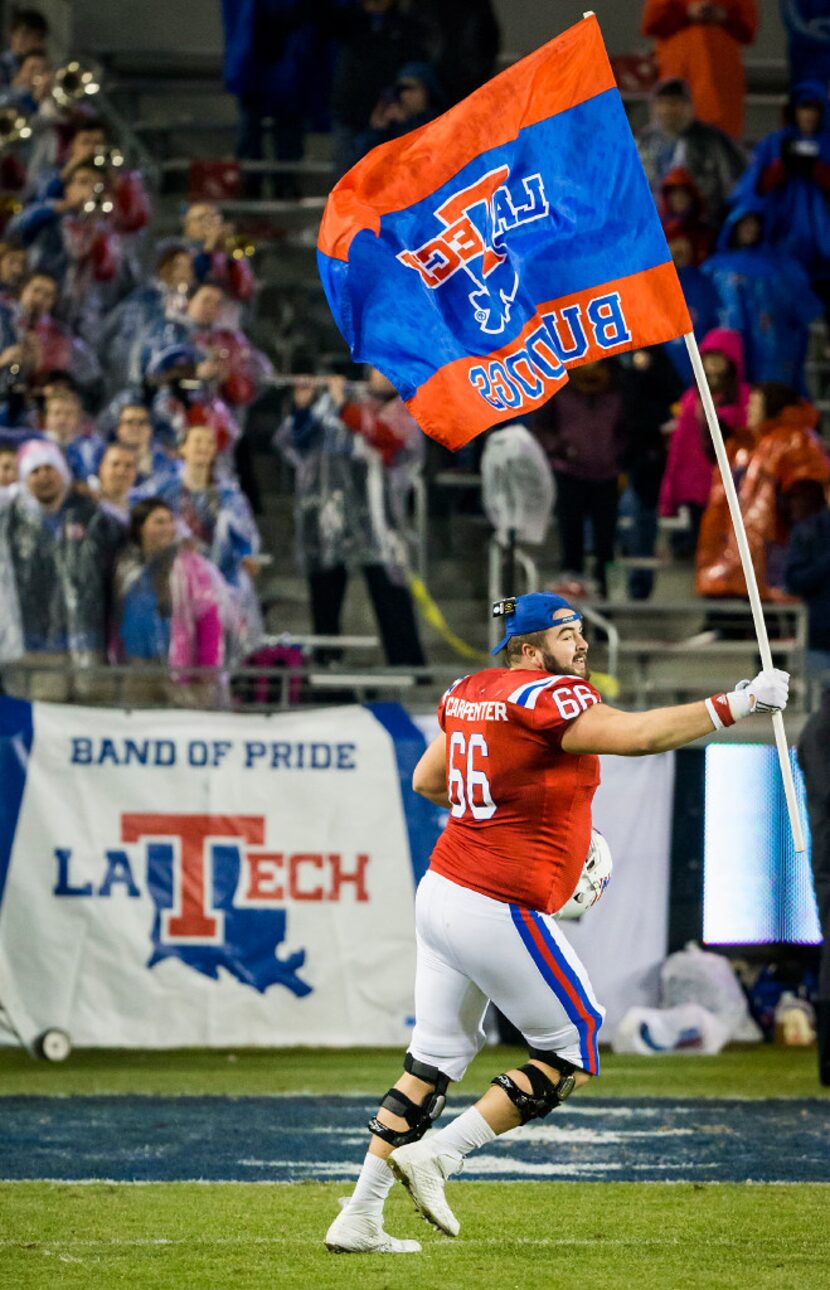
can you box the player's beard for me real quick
[539,648,591,680]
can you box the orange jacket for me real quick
[642,1,758,139]
[696,403,830,598]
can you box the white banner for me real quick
[565,752,675,1034]
[0,700,674,1053]
[0,700,433,1050]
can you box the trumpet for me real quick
[0,105,32,151]
[223,231,256,260]
[89,145,124,171]
[268,374,369,392]
[51,60,101,109]
[81,180,114,217]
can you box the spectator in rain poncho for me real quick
[327,0,432,177]
[273,369,426,665]
[702,199,823,389]
[221,0,329,199]
[0,438,17,489]
[0,242,27,306]
[112,497,229,708]
[532,358,629,599]
[131,281,272,414]
[181,203,255,312]
[359,61,444,155]
[0,270,100,413]
[659,328,751,547]
[97,240,194,399]
[89,441,138,526]
[27,115,152,228]
[641,0,758,139]
[729,83,830,296]
[0,438,125,698]
[662,229,720,384]
[0,9,49,90]
[659,166,716,262]
[637,77,746,225]
[137,344,242,478]
[618,345,684,600]
[41,387,103,481]
[0,45,50,121]
[137,421,263,653]
[696,382,830,599]
[105,400,176,490]
[7,159,148,342]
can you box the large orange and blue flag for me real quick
[317,13,691,451]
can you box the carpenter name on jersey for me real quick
[430,668,602,914]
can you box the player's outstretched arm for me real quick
[413,734,451,807]
[560,669,790,756]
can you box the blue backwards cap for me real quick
[491,592,581,655]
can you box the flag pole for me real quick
[684,332,806,853]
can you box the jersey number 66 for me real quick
[448,732,497,821]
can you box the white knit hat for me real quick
[18,438,71,485]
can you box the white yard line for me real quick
[2,1232,826,1251]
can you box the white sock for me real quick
[345,1151,394,1217]
[429,1107,496,1158]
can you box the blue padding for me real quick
[368,702,443,886]
[0,696,34,907]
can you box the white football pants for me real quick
[409,869,604,1082]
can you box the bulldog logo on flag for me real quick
[397,165,550,335]
[317,14,691,450]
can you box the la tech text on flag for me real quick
[317,14,691,450]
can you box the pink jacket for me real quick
[169,547,225,669]
[659,328,750,516]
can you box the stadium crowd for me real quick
[1,1,830,705]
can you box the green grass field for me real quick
[3,1180,829,1290]
[0,1046,827,1290]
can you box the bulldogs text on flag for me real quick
[317,14,691,450]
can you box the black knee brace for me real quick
[491,1055,577,1124]
[368,1052,450,1147]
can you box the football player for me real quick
[326,592,789,1253]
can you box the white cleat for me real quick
[324,1204,422,1254]
[388,1140,462,1237]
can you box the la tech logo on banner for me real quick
[0,700,426,1048]
[54,812,372,998]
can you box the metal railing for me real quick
[0,653,468,712]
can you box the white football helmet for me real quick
[556,830,613,920]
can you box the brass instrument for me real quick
[51,60,100,109]
[81,180,114,217]
[0,194,23,220]
[0,105,32,152]
[90,145,124,171]
[268,374,369,392]
[223,231,256,260]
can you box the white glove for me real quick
[727,668,790,720]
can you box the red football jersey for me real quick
[429,667,602,914]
